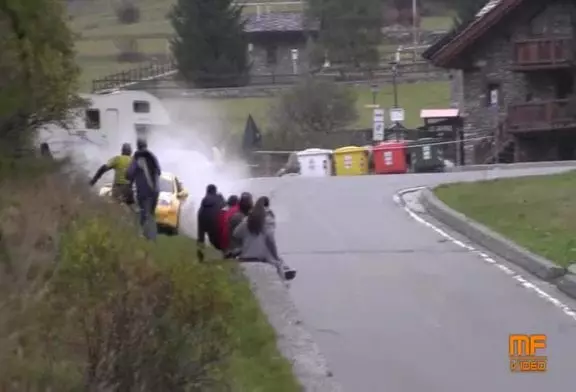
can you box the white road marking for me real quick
[394,187,576,322]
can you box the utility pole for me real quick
[391,61,398,108]
[412,0,418,58]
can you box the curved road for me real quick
[240,166,576,391]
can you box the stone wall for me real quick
[459,0,574,164]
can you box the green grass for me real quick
[156,236,300,391]
[420,15,453,30]
[434,171,576,268]
[69,0,452,90]
[199,80,450,132]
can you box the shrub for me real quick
[115,1,141,24]
[0,160,299,391]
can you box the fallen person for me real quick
[232,201,296,281]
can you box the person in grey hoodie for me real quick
[126,139,161,240]
[255,196,275,234]
[233,201,296,280]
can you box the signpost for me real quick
[390,108,405,123]
[291,49,298,74]
[373,108,385,141]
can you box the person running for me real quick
[197,184,225,251]
[218,195,239,256]
[232,201,296,281]
[126,139,161,240]
[89,143,134,205]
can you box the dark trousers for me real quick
[111,183,134,205]
[137,193,158,240]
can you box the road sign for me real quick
[291,49,299,60]
[390,108,405,122]
[373,108,385,141]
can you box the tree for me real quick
[113,0,143,62]
[169,0,250,88]
[0,0,81,152]
[268,77,358,149]
[308,0,382,68]
[443,0,487,25]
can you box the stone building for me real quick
[423,0,576,164]
[244,12,319,76]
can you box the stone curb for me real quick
[241,263,342,392]
[445,160,576,172]
[419,188,573,285]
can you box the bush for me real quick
[268,77,358,149]
[0,160,299,391]
[115,1,141,24]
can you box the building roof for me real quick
[244,12,319,33]
[422,0,526,67]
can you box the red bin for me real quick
[372,141,407,174]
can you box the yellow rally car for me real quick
[99,171,188,235]
[155,172,188,234]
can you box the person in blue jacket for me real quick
[126,139,161,240]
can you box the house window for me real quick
[133,100,150,113]
[487,83,500,106]
[266,45,277,65]
[85,109,100,129]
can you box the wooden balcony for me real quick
[508,99,576,132]
[512,37,573,71]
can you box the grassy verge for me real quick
[434,171,576,268]
[0,157,299,390]
[69,0,453,89]
[189,80,450,132]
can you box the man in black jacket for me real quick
[197,184,225,257]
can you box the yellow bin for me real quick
[333,146,368,176]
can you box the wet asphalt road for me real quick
[238,166,576,392]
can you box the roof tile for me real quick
[244,12,319,33]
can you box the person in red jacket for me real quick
[219,195,239,255]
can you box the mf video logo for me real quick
[509,334,547,372]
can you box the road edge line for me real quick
[393,187,576,319]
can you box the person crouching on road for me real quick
[126,139,161,240]
[232,201,296,281]
[90,142,134,205]
[197,184,225,253]
[219,195,239,257]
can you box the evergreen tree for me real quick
[170,0,250,87]
[308,0,382,68]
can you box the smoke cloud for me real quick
[37,93,252,235]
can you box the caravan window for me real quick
[133,100,150,113]
[85,109,100,129]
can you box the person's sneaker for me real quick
[282,266,297,281]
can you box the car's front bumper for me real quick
[155,206,179,228]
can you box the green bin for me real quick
[407,138,445,173]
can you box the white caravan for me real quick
[37,90,171,160]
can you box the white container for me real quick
[296,148,333,177]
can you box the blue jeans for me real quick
[138,193,158,240]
